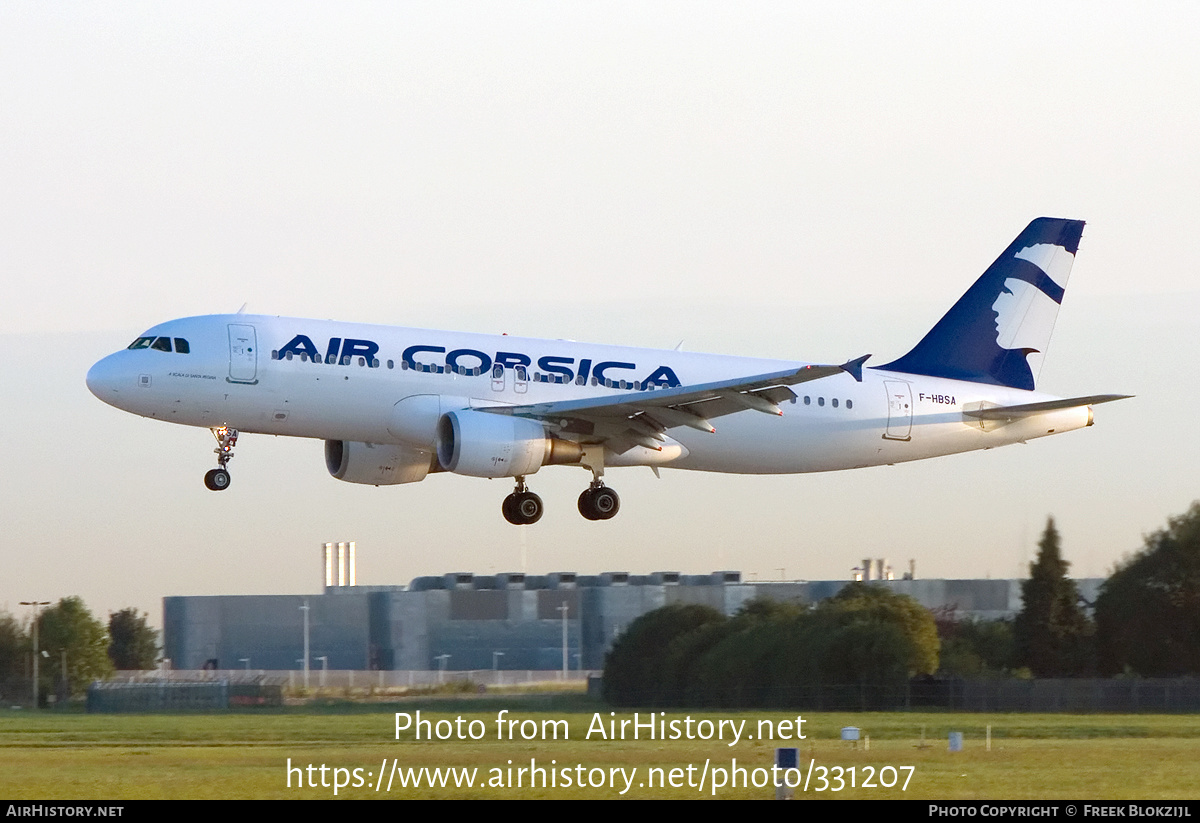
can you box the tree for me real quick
[37,597,113,699]
[683,599,809,707]
[603,604,725,706]
[1096,502,1200,676]
[1014,518,1093,676]
[604,589,940,709]
[0,610,28,681]
[108,608,159,670]
[936,616,1017,677]
[816,583,941,678]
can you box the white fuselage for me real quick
[86,314,1091,476]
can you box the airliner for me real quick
[87,218,1127,524]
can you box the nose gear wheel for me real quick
[204,426,239,492]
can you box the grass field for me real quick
[3,695,1199,799]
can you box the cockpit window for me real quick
[127,336,190,353]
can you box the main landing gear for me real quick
[578,482,620,521]
[577,447,618,521]
[500,456,622,524]
[499,480,621,525]
[502,477,544,525]
[203,426,238,491]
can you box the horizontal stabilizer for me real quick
[840,354,870,383]
[963,394,1131,421]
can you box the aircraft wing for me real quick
[481,355,871,452]
[962,394,1132,422]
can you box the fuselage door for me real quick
[883,379,912,441]
[228,324,258,384]
[491,363,506,392]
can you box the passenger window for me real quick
[174,338,190,354]
[832,398,839,408]
[388,360,394,369]
[818,397,825,407]
[151,337,172,352]
[847,399,853,409]
[803,396,811,405]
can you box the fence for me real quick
[86,676,285,712]
[76,672,1200,712]
[106,668,598,691]
[950,678,1200,713]
[621,678,1200,712]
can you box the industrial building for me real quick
[162,543,1103,673]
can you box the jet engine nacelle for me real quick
[436,409,583,478]
[325,440,436,485]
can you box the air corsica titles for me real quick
[275,334,683,390]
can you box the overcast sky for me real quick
[2,2,1197,629]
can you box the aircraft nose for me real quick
[86,353,128,404]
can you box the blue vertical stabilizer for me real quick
[879,218,1085,390]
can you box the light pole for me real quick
[557,602,569,678]
[492,651,505,686]
[19,601,50,709]
[299,600,310,690]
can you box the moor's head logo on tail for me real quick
[881,218,1084,391]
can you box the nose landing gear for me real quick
[204,426,238,491]
[203,468,231,490]
[502,477,543,525]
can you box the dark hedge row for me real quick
[602,583,939,708]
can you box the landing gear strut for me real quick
[577,445,619,520]
[578,481,620,521]
[204,426,238,491]
[502,477,543,525]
